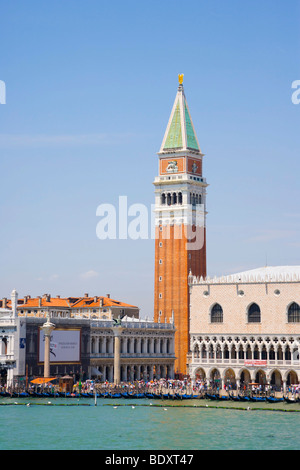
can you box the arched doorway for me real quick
[239,368,251,388]
[194,367,206,381]
[255,369,267,386]
[270,369,282,390]
[286,370,298,386]
[224,368,236,389]
[210,368,221,388]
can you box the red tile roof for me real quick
[11,295,138,310]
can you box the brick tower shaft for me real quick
[153,75,208,375]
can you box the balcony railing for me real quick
[191,357,300,367]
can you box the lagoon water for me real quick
[1,397,300,450]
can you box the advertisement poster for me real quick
[39,328,80,363]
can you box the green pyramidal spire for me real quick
[160,75,201,154]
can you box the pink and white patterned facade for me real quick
[189,266,300,391]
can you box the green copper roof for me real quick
[185,103,199,151]
[164,100,182,149]
[160,83,201,154]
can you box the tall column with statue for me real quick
[112,318,123,385]
[41,312,55,378]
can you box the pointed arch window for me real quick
[247,303,261,323]
[211,304,223,323]
[288,302,300,323]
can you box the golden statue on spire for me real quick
[178,74,184,85]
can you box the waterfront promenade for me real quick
[1,378,299,403]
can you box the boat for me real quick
[80,392,90,398]
[218,395,230,401]
[238,395,250,401]
[205,393,218,400]
[110,393,122,398]
[230,394,241,401]
[266,396,284,403]
[284,396,297,403]
[170,393,179,399]
[152,393,162,399]
[249,396,266,402]
[181,394,193,400]
[145,393,154,399]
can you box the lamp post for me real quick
[41,312,55,379]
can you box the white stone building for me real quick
[189,266,300,392]
[0,290,26,387]
[0,290,175,384]
[90,317,176,381]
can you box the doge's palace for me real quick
[189,266,300,392]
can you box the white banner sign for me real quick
[39,329,80,363]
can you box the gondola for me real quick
[110,393,122,398]
[249,396,266,402]
[152,393,162,399]
[284,396,297,403]
[181,394,193,399]
[205,393,218,400]
[238,395,250,401]
[266,396,284,403]
[168,393,177,399]
[230,394,241,401]
[80,392,91,398]
[145,393,155,399]
[218,395,230,401]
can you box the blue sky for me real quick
[1,0,300,316]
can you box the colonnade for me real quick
[91,334,173,356]
[94,362,174,382]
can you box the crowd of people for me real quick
[1,377,300,398]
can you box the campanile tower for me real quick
[154,75,208,375]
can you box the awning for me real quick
[90,367,102,376]
[31,377,56,384]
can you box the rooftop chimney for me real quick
[106,294,110,298]
[84,293,89,298]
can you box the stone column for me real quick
[112,326,123,385]
[41,313,55,378]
